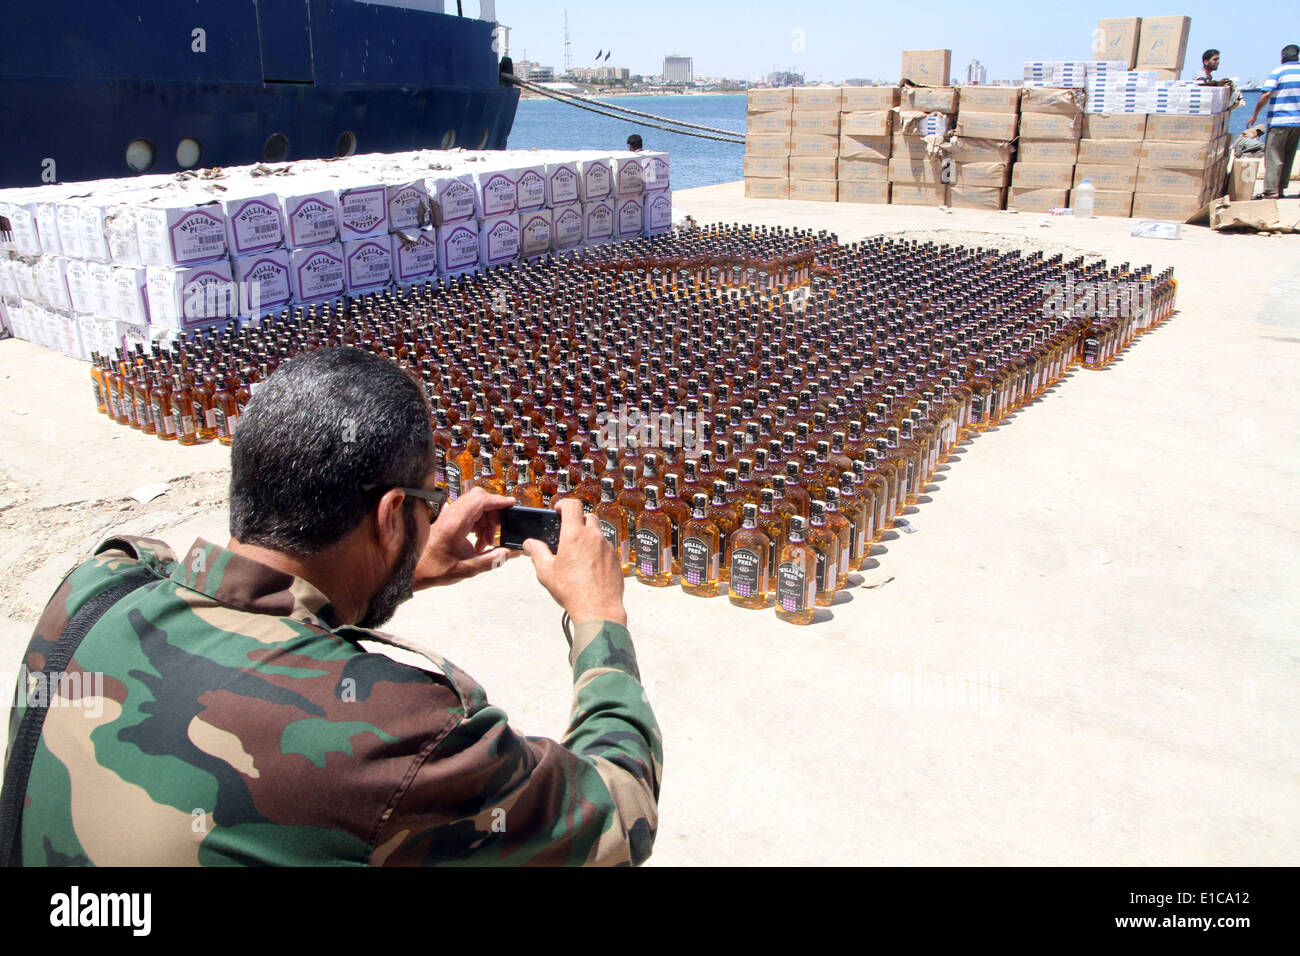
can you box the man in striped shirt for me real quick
[1246,44,1300,198]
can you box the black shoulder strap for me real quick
[0,568,154,867]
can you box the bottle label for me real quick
[445,462,462,499]
[634,527,666,576]
[213,405,228,438]
[134,394,149,428]
[815,547,836,594]
[204,406,217,430]
[92,379,102,408]
[971,392,985,423]
[1083,337,1100,364]
[848,518,860,562]
[776,560,813,612]
[730,547,762,598]
[682,535,715,586]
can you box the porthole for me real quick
[177,138,203,169]
[125,139,157,173]
[440,129,456,149]
[336,131,357,157]
[476,127,491,148]
[263,132,290,162]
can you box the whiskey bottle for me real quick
[823,487,853,590]
[660,472,691,574]
[707,478,740,582]
[728,503,770,609]
[775,515,817,626]
[445,425,471,499]
[807,499,838,607]
[676,493,721,598]
[595,476,633,576]
[756,486,787,580]
[634,485,674,587]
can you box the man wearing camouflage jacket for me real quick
[4,347,660,866]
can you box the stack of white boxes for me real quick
[0,148,671,361]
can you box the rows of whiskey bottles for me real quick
[85,225,1176,621]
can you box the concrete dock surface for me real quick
[1,183,1297,865]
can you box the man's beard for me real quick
[358,507,420,629]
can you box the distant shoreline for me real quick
[519,91,746,101]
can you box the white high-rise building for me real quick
[965,59,988,85]
[663,56,693,85]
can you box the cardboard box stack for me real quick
[1011,87,1085,213]
[789,86,843,202]
[839,86,898,204]
[1093,17,1142,68]
[744,87,794,199]
[891,72,957,207]
[1135,112,1231,220]
[0,147,670,361]
[949,86,1020,210]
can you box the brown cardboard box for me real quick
[788,180,838,202]
[1230,157,1262,201]
[1135,166,1218,196]
[744,178,790,199]
[1136,16,1191,71]
[743,155,790,178]
[837,157,890,181]
[790,134,840,157]
[957,87,1020,114]
[945,136,1016,163]
[1019,112,1083,141]
[1077,139,1144,166]
[788,156,838,181]
[793,87,844,111]
[840,111,894,137]
[901,49,952,85]
[747,88,794,112]
[900,87,959,113]
[1095,17,1141,68]
[1020,88,1085,115]
[1008,187,1069,212]
[889,156,945,183]
[1074,189,1134,217]
[1011,163,1075,189]
[744,135,793,157]
[747,111,794,134]
[841,86,900,110]
[1144,113,1218,142]
[1073,164,1139,190]
[1017,139,1079,164]
[1084,114,1148,140]
[890,182,947,206]
[892,134,933,158]
[1140,139,1222,170]
[946,185,1007,210]
[1132,192,1202,220]
[839,134,892,160]
[956,112,1020,140]
[953,161,1011,187]
[838,181,891,204]
[791,111,841,134]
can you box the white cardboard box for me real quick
[518,208,553,258]
[478,213,521,268]
[613,196,645,240]
[147,259,237,328]
[436,220,480,275]
[287,243,345,302]
[278,188,339,249]
[582,199,614,243]
[427,174,479,225]
[335,184,389,241]
[135,200,229,266]
[230,249,292,313]
[391,229,440,285]
[550,203,584,250]
[342,237,394,294]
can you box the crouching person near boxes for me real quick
[1,347,661,867]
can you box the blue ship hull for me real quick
[1,0,519,187]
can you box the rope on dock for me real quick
[504,74,746,145]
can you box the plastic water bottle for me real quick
[1074,178,1095,219]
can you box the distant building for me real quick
[568,65,630,82]
[765,70,803,87]
[515,60,555,82]
[965,59,988,85]
[663,55,693,84]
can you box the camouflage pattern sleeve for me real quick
[370,619,662,866]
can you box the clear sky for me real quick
[493,1,1296,84]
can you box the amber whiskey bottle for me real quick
[757,486,787,580]
[823,487,853,590]
[775,515,817,625]
[510,457,545,508]
[595,476,633,576]
[660,473,691,574]
[836,472,870,571]
[807,499,838,607]
[728,503,771,609]
[171,375,199,446]
[708,479,740,582]
[634,485,674,587]
[680,493,721,598]
[445,425,472,499]
[474,450,505,496]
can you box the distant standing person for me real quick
[626,134,643,152]
[1245,44,1300,198]
[1195,49,1220,84]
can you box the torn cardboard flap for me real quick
[940,134,1016,164]
[1205,198,1297,233]
[1020,88,1086,115]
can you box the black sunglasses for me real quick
[362,484,448,523]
